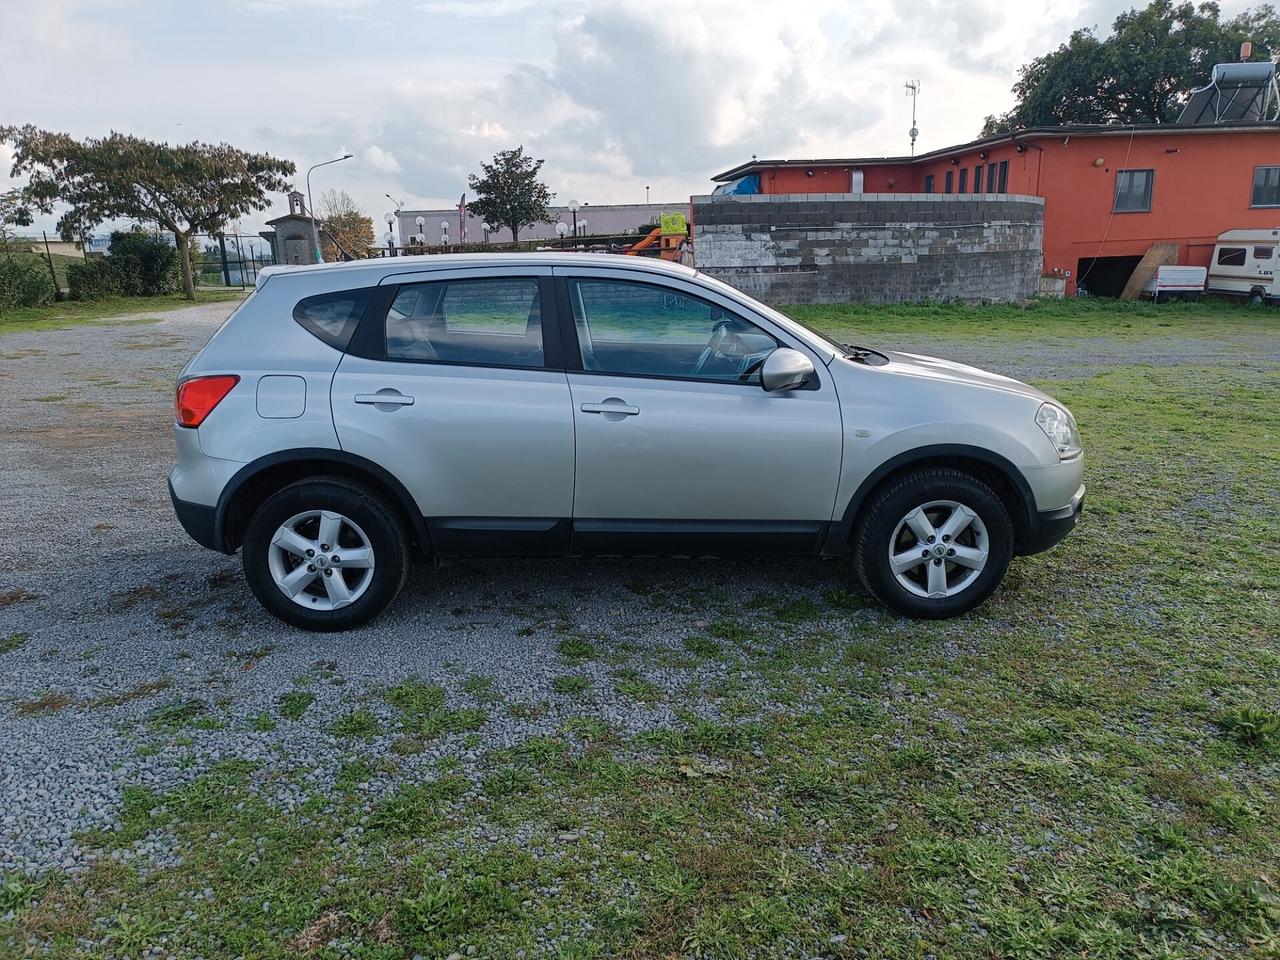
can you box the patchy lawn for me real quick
[2,299,1278,959]
[0,289,245,334]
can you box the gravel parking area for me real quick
[2,300,1277,959]
[0,302,1270,876]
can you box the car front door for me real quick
[332,267,574,555]
[554,268,844,555]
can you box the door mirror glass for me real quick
[760,348,815,392]
[762,348,814,391]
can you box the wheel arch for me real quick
[823,444,1037,556]
[214,448,430,555]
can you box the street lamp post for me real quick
[384,212,396,256]
[383,231,394,258]
[305,153,353,263]
[555,220,569,249]
[567,199,580,238]
[482,221,492,244]
[440,221,450,248]
[415,216,425,247]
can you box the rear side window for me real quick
[1253,246,1274,261]
[1217,247,1247,267]
[385,277,544,367]
[293,287,374,349]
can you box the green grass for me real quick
[0,289,244,334]
[3,299,1279,958]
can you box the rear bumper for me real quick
[1022,483,1084,555]
[168,479,222,552]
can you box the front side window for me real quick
[294,287,373,349]
[568,279,778,383]
[1252,166,1280,207]
[1217,247,1247,267]
[1114,169,1154,212]
[385,277,544,367]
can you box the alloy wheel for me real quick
[888,499,989,599]
[267,510,375,611]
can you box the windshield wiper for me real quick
[839,344,889,366]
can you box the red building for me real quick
[711,122,1280,296]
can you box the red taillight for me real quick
[176,375,240,428]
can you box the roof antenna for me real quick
[905,80,921,155]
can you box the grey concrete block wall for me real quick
[691,194,1045,305]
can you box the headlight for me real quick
[1036,402,1082,459]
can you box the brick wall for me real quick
[692,194,1045,305]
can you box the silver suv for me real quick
[170,254,1083,631]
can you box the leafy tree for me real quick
[983,0,1280,134]
[0,188,33,259]
[0,126,294,299]
[466,146,554,243]
[318,188,374,261]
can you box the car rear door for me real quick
[552,266,844,556]
[332,265,574,555]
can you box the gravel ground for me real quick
[0,300,1269,879]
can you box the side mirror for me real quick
[760,348,815,392]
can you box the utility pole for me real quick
[905,80,921,156]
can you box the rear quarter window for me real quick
[293,287,374,349]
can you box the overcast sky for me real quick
[0,0,1254,238]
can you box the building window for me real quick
[958,168,968,193]
[1114,169,1154,212]
[997,160,1009,193]
[1254,246,1275,260]
[973,165,983,193]
[1217,247,1246,267]
[1253,166,1280,207]
[944,170,954,194]
[923,174,935,194]
[986,164,998,193]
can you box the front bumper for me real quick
[1022,483,1084,555]
[168,479,221,551]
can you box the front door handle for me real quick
[581,399,639,417]
[355,390,415,408]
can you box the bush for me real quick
[0,255,56,309]
[67,258,118,301]
[107,231,179,296]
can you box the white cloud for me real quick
[2,0,1261,235]
[365,145,403,175]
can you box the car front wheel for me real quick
[242,478,409,631]
[854,468,1013,619]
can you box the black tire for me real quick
[242,477,409,631]
[1249,290,1265,307]
[853,468,1013,620]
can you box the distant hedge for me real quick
[0,253,56,309]
[66,231,180,301]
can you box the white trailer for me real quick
[1142,265,1207,302]
[1208,229,1279,305]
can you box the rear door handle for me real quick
[355,391,414,407]
[581,400,639,416]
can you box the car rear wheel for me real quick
[854,468,1013,619]
[242,478,408,631]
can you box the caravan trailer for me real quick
[1208,229,1279,305]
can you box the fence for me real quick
[195,234,274,289]
[373,232,692,263]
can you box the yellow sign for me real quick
[659,211,688,236]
